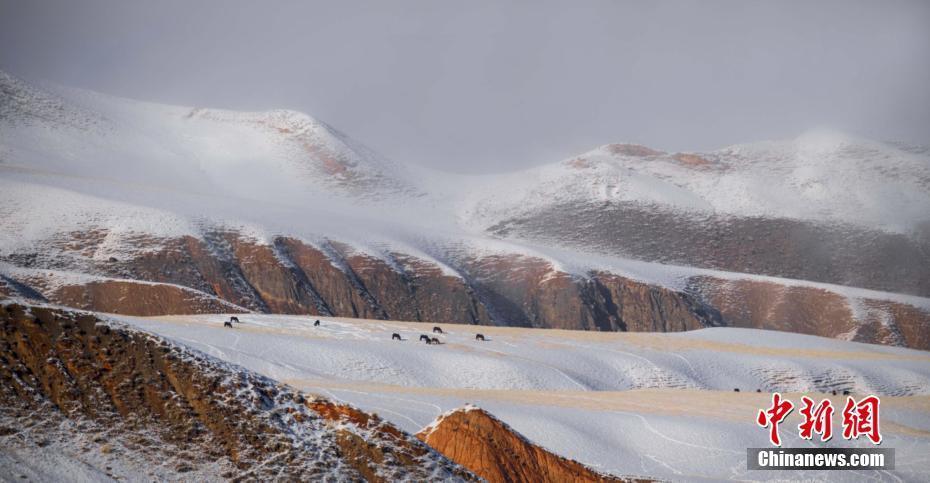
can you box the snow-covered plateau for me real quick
[121,312,930,482]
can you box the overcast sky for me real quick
[1,0,928,172]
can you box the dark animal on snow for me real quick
[392,333,402,340]
[224,321,233,328]
[430,337,440,345]
[314,319,320,326]
[475,334,486,341]
[733,388,740,392]
[756,389,762,393]
[832,390,837,396]
[230,316,240,323]
[432,326,443,334]
[419,334,431,342]
[842,390,850,395]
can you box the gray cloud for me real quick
[1,0,928,172]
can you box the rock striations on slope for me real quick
[3,70,930,351]
[0,302,477,481]
[417,405,652,483]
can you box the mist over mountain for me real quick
[3,3,930,480]
[2,0,928,172]
[2,71,929,352]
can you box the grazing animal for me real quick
[756,389,761,393]
[224,321,233,328]
[392,333,402,340]
[314,319,320,326]
[842,390,850,395]
[419,334,431,342]
[230,316,240,323]
[733,388,740,392]
[832,390,837,396]
[432,326,443,334]
[475,334,486,341]
[430,337,440,345]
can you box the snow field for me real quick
[120,313,930,481]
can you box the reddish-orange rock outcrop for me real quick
[416,406,650,483]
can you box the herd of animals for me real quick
[219,316,858,395]
[221,316,486,345]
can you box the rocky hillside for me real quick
[2,70,930,351]
[473,135,930,298]
[417,406,649,483]
[0,232,719,331]
[0,302,476,481]
[490,200,930,298]
[3,229,930,350]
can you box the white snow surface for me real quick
[459,130,930,234]
[3,71,930,311]
[119,313,930,482]
[4,69,930,482]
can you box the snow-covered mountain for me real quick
[463,133,930,233]
[2,70,929,350]
[121,311,930,481]
[466,133,930,296]
[0,70,420,200]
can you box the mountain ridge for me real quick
[2,70,929,350]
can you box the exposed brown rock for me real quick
[856,299,930,350]
[3,227,927,350]
[463,255,718,331]
[606,144,665,157]
[687,276,858,337]
[0,303,474,481]
[53,280,242,316]
[671,152,712,166]
[112,235,268,311]
[489,200,930,298]
[340,248,422,322]
[688,276,930,350]
[275,237,383,319]
[313,241,491,324]
[417,406,649,483]
[567,157,593,169]
[591,272,718,332]
[393,253,492,325]
[221,234,325,314]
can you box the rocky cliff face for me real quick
[460,255,717,331]
[3,229,929,350]
[0,303,475,481]
[687,276,930,350]
[1,232,717,333]
[417,406,649,483]
[52,280,244,316]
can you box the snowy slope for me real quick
[0,70,450,264]
[458,132,930,234]
[121,313,930,482]
[2,69,927,261]
[0,70,421,201]
[4,70,928,246]
[3,70,930,343]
